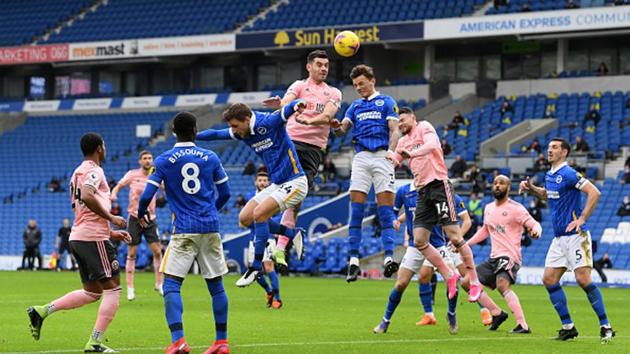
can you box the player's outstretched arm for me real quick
[296,101,339,126]
[519,176,547,200]
[196,128,233,141]
[466,223,489,246]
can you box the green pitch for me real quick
[1,271,628,353]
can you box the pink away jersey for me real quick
[69,160,111,241]
[473,199,541,266]
[118,168,156,219]
[285,78,342,149]
[394,121,448,187]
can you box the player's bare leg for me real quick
[347,191,367,282]
[495,277,530,334]
[413,227,459,298]
[277,202,302,256]
[374,267,415,333]
[241,198,305,272]
[29,277,121,352]
[457,263,491,325]
[376,191,398,277]
[148,242,163,295]
[461,276,508,330]
[417,266,437,326]
[443,224,482,302]
[126,246,137,301]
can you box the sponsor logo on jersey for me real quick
[252,138,273,152]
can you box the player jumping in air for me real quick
[110,150,163,300]
[391,107,483,302]
[519,138,615,343]
[246,170,283,309]
[28,132,132,353]
[262,49,342,271]
[466,175,542,334]
[196,100,308,287]
[138,112,231,354]
[332,64,401,281]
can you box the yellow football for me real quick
[333,30,360,57]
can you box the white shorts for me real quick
[247,238,276,264]
[400,247,426,273]
[545,232,593,271]
[160,233,227,279]
[253,175,308,211]
[446,247,463,268]
[422,246,457,268]
[349,150,396,194]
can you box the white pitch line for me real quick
[4,335,624,354]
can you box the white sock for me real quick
[91,329,104,342]
[384,256,393,265]
[349,257,359,266]
[562,323,574,330]
[426,312,435,318]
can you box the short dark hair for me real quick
[256,170,269,178]
[551,137,571,156]
[80,132,104,156]
[307,49,328,63]
[223,103,252,122]
[173,112,197,139]
[350,64,375,80]
[398,106,414,115]
[139,150,152,158]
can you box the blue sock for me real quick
[384,288,403,321]
[377,205,395,257]
[163,277,184,343]
[256,275,272,293]
[546,283,573,325]
[206,277,228,341]
[419,283,433,314]
[583,283,609,326]
[268,219,296,239]
[252,222,270,270]
[268,271,281,301]
[348,202,365,258]
[447,286,458,314]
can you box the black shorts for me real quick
[293,140,323,189]
[128,215,159,246]
[59,242,71,255]
[413,179,459,230]
[70,240,120,283]
[476,257,520,290]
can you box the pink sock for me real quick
[94,287,121,334]
[418,245,453,280]
[125,257,135,288]
[153,254,163,286]
[50,289,100,313]
[277,208,297,251]
[478,291,502,316]
[457,243,479,283]
[503,290,527,329]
